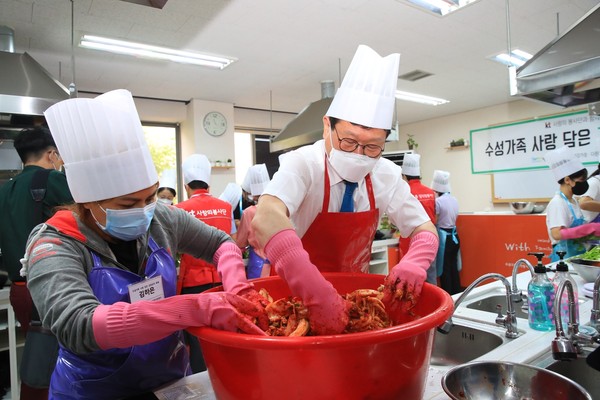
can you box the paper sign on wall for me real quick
[470,110,600,174]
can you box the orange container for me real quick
[188,273,453,400]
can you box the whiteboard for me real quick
[492,166,596,203]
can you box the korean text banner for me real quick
[470,110,600,174]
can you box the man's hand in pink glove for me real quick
[382,229,438,313]
[560,223,600,240]
[265,229,350,335]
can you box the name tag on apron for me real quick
[128,275,165,303]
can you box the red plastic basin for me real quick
[189,273,453,400]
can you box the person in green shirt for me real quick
[0,125,72,399]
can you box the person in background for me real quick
[0,126,73,399]
[236,164,271,279]
[400,153,437,285]
[579,161,600,223]
[157,168,177,205]
[252,45,438,330]
[431,170,461,295]
[23,90,265,400]
[233,165,266,221]
[545,146,600,262]
[219,182,243,235]
[175,153,235,373]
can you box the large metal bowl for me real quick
[510,202,534,214]
[569,259,600,283]
[442,361,592,399]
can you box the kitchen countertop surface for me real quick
[152,267,594,400]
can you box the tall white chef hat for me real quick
[544,145,585,182]
[182,154,211,185]
[44,89,158,203]
[241,164,270,196]
[219,182,242,209]
[159,169,177,190]
[326,45,400,130]
[402,153,421,176]
[431,170,451,193]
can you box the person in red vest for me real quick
[400,153,438,285]
[175,153,233,372]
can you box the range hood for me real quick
[270,81,335,153]
[0,26,70,117]
[511,3,600,107]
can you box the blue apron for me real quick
[246,246,269,279]
[550,192,586,262]
[49,237,189,400]
[435,227,461,277]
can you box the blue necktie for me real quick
[340,181,358,212]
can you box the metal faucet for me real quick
[437,272,520,339]
[510,258,535,303]
[590,272,600,331]
[552,280,600,361]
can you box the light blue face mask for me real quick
[94,201,157,241]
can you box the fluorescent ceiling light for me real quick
[491,49,533,68]
[402,0,481,17]
[80,35,236,69]
[395,90,449,106]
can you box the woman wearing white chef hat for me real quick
[21,89,267,400]
[157,168,177,205]
[252,44,438,326]
[545,145,600,261]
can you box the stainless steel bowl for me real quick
[510,202,534,214]
[442,361,592,400]
[569,259,600,283]
[532,203,547,213]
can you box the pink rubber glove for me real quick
[214,241,251,294]
[383,230,438,312]
[560,223,600,240]
[92,292,267,350]
[265,229,350,335]
[214,241,269,309]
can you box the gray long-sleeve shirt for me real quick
[25,202,232,354]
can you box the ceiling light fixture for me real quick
[79,35,236,69]
[395,90,449,106]
[402,0,481,17]
[491,49,532,68]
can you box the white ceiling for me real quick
[1,0,598,126]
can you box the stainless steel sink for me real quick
[430,321,507,367]
[531,353,600,399]
[465,294,529,319]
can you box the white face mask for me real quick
[158,198,173,205]
[327,129,378,183]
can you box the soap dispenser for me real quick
[552,250,579,330]
[527,252,555,331]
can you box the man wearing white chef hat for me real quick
[253,44,438,327]
[400,153,437,285]
[431,170,462,295]
[545,145,600,261]
[23,89,266,399]
[241,163,270,205]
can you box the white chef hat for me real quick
[159,169,177,190]
[241,164,270,196]
[326,45,400,130]
[544,145,585,182]
[431,170,451,193]
[44,89,157,203]
[219,182,242,208]
[182,154,211,185]
[402,153,421,176]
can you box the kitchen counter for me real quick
[152,268,594,399]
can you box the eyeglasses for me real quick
[334,130,384,158]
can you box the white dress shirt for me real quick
[263,140,430,238]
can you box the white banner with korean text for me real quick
[470,110,600,174]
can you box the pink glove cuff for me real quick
[214,241,250,294]
[263,228,304,277]
[400,230,439,270]
[560,223,600,240]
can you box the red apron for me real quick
[300,159,379,273]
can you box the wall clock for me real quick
[203,111,228,137]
